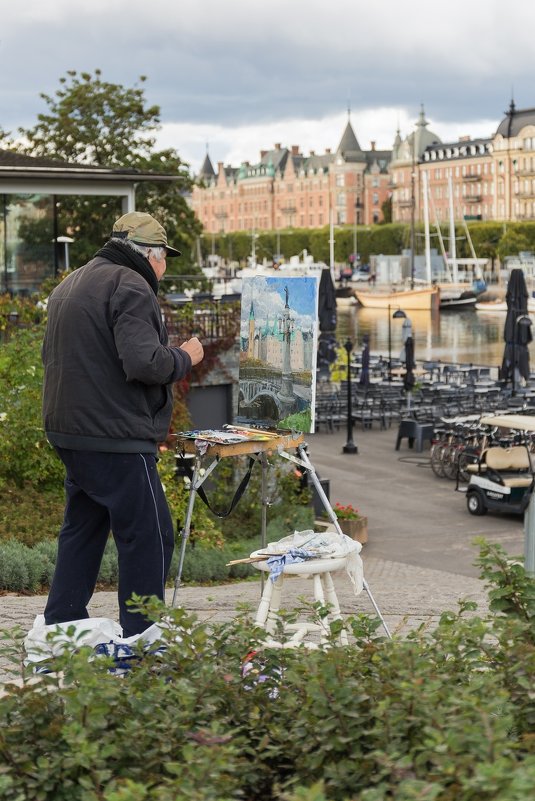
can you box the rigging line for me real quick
[463,217,478,261]
[428,189,453,282]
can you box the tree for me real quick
[14,70,201,270]
[497,228,530,265]
[380,196,392,224]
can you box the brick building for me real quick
[391,101,535,225]
[191,117,392,236]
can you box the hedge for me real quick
[0,540,534,800]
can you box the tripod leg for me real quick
[296,444,392,639]
[171,459,200,607]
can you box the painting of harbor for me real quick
[237,275,319,433]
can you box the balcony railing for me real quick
[462,174,479,182]
[162,301,241,345]
[465,195,482,204]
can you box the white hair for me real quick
[121,238,166,261]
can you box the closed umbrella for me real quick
[403,335,416,410]
[499,268,532,393]
[359,334,370,387]
[317,268,338,381]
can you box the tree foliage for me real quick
[13,69,201,269]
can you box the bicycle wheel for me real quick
[443,445,461,481]
[430,442,446,478]
[457,449,480,484]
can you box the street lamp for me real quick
[342,338,358,454]
[388,306,407,381]
[56,235,74,271]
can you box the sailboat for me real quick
[427,174,487,310]
[353,171,440,311]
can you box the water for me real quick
[336,306,509,369]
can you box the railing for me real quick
[161,300,241,345]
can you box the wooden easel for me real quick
[171,430,391,638]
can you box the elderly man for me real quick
[42,211,203,636]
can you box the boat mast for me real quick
[447,175,458,284]
[410,138,416,289]
[422,170,432,286]
[329,207,335,279]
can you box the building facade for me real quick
[391,101,535,225]
[193,100,535,239]
[191,118,392,237]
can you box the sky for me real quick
[1,0,533,174]
[240,276,317,342]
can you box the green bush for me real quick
[1,541,535,800]
[0,483,64,546]
[0,535,259,592]
[0,324,63,490]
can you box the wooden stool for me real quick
[251,553,351,648]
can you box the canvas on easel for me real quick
[237,274,319,433]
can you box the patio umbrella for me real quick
[499,268,532,391]
[359,334,370,387]
[403,334,416,388]
[317,267,338,380]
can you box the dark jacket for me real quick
[42,256,192,454]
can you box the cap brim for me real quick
[165,245,181,257]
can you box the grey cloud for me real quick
[0,0,533,136]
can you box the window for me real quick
[1,193,55,294]
[372,193,379,205]
[336,174,345,187]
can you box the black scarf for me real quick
[94,239,159,296]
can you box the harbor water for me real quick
[337,306,510,369]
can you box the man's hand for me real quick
[179,337,204,367]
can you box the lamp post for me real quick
[388,306,407,381]
[342,338,358,454]
[56,235,74,272]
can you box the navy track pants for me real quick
[44,449,174,637]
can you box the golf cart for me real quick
[465,414,535,516]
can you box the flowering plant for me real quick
[333,502,360,521]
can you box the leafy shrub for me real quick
[0,324,63,490]
[1,542,535,801]
[0,540,56,591]
[0,535,259,592]
[0,483,64,546]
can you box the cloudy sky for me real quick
[240,275,318,342]
[1,0,532,173]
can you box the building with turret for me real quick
[191,116,392,236]
[192,100,535,235]
[391,100,535,224]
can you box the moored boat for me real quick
[438,283,478,309]
[354,285,440,311]
[475,296,535,313]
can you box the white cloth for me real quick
[24,615,167,665]
[261,529,364,594]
